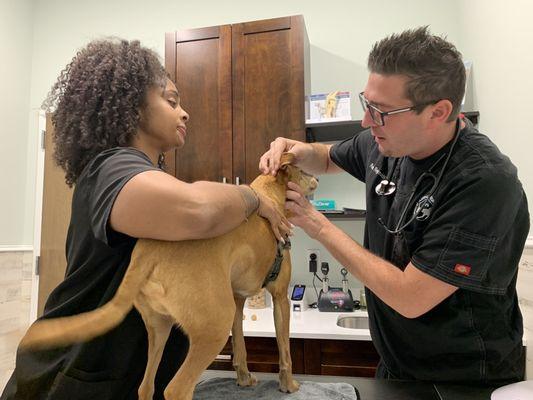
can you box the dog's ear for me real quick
[279,152,295,169]
[277,152,297,187]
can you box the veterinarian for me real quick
[2,39,290,400]
[260,27,529,386]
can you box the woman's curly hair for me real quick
[43,38,168,187]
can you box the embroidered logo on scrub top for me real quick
[454,264,472,276]
[414,195,435,221]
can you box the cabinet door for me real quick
[232,16,309,184]
[165,26,232,183]
[208,336,305,374]
[38,115,73,316]
[304,339,379,377]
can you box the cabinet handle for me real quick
[222,177,227,184]
[235,177,241,185]
[215,354,231,361]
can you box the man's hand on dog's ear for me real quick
[259,137,305,176]
[256,192,292,242]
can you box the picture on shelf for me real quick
[307,91,351,123]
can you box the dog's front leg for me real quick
[270,262,300,393]
[231,295,258,387]
[271,292,300,392]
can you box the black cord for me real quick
[313,273,319,301]
[354,385,361,400]
[312,273,321,302]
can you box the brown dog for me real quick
[20,153,318,400]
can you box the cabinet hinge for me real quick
[35,255,40,276]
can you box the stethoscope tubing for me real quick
[377,119,462,235]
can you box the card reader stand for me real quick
[290,285,308,312]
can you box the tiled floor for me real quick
[0,251,32,393]
[0,328,26,392]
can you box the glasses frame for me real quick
[359,92,439,126]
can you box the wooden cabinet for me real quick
[303,338,379,377]
[210,337,305,374]
[209,336,379,378]
[165,15,310,183]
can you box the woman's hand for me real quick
[256,191,292,242]
[284,181,329,239]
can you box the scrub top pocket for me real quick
[437,227,497,290]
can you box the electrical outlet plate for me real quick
[307,249,320,260]
[307,249,320,272]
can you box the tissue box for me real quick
[311,199,336,210]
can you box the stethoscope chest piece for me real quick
[375,179,396,196]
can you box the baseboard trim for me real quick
[0,245,33,252]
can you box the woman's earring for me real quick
[158,153,165,169]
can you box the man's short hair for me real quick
[368,26,466,122]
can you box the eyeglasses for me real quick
[358,92,439,126]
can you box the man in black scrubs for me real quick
[260,27,529,386]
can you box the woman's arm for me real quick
[110,170,289,241]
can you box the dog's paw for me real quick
[280,379,300,393]
[237,372,258,387]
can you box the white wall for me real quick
[458,0,533,211]
[0,0,34,246]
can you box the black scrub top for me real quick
[1,148,189,400]
[330,120,529,385]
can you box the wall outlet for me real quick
[307,249,320,273]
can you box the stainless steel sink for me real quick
[336,315,369,329]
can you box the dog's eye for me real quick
[301,170,316,179]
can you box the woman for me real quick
[2,38,290,400]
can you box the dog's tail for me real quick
[19,256,154,351]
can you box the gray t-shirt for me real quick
[2,147,188,400]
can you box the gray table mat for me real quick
[193,377,357,400]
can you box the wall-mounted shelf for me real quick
[320,209,366,221]
[306,120,366,143]
[306,111,480,143]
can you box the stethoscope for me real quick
[376,119,462,235]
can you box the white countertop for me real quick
[242,307,372,341]
[242,306,527,345]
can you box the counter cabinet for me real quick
[209,336,380,377]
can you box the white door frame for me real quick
[29,110,46,323]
